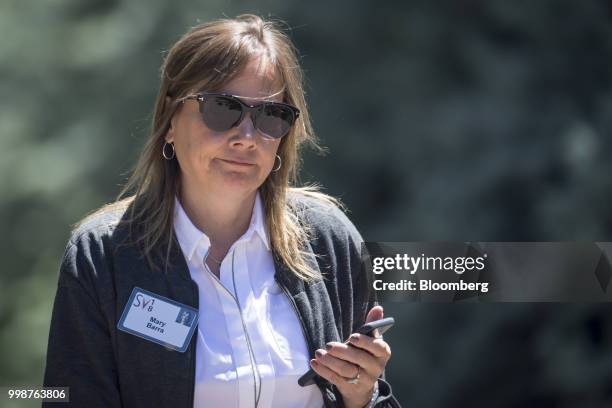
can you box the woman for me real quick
[43,14,399,408]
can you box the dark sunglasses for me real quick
[183,93,300,139]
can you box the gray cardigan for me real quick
[43,193,400,407]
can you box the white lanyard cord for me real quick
[202,247,262,408]
[230,248,262,408]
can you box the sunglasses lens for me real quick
[256,104,295,139]
[200,96,242,131]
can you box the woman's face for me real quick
[165,58,283,199]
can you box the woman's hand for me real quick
[310,306,391,408]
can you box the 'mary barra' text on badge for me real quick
[147,317,166,333]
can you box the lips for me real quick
[219,158,255,166]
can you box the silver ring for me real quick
[346,365,360,384]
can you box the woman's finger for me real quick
[348,333,392,360]
[310,358,377,397]
[324,342,382,376]
[314,349,360,379]
[310,358,353,388]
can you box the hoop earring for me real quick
[162,141,175,160]
[272,155,282,172]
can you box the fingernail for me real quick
[349,334,360,343]
[325,342,333,350]
[310,359,318,368]
[315,349,325,358]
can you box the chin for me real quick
[217,171,261,192]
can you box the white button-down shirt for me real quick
[173,192,324,408]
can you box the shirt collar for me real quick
[173,190,271,262]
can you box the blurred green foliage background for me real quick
[2,0,612,407]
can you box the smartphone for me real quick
[297,317,395,387]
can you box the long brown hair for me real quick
[80,14,343,281]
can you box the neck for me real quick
[178,181,256,251]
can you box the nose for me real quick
[230,112,257,149]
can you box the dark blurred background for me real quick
[2,0,612,407]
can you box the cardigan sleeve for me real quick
[319,203,402,408]
[346,221,401,408]
[42,238,122,407]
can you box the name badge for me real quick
[117,287,198,352]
